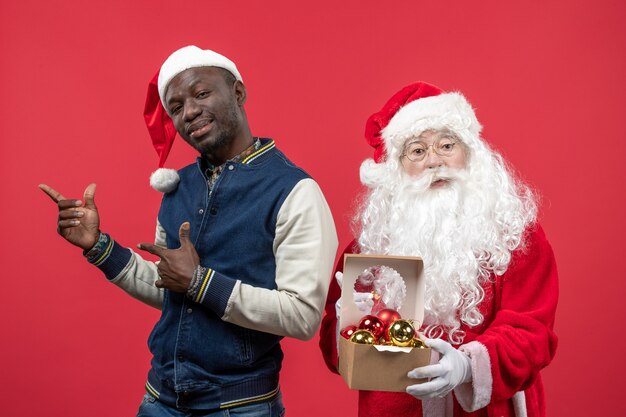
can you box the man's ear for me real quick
[234,80,247,106]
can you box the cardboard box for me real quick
[338,254,431,392]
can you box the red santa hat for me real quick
[364,82,482,163]
[143,46,243,192]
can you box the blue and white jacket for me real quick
[89,139,337,410]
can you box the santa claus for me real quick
[319,82,558,417]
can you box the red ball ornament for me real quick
[377,309,402,325]
[377,309,402,341]
[340,325,357,339]
[358,315,385,340]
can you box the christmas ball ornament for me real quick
[358,315,386,340]
[350,329,376,345]
[377,309,402,341]
[340,325,357,339]
[411,338,427,348]
[377,308,402,325]
[388,319,416,347]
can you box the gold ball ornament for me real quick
[410,338,427,348]
[388,319,416,347]
[350,329,376,345]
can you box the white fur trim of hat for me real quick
[381,92,483,157]
[157,45,243,108]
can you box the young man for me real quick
[41,45,337,416]
[319,82,558,417]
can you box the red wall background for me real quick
[2,1,624,415]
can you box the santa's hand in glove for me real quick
[406,336,472,399]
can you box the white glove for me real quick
[334,272,345,352]
[334,272,374,319]
[406,337,472,399]
[335,272,343,319]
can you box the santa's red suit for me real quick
[319,224,558,417]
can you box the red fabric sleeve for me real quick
[318,240,358,373]
[477,224,559,402]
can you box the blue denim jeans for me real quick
[136,392,286,417]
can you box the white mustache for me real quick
[429,167,464,182]
[404,168,467,192]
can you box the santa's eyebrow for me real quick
[404,139,424,147]
[412,130,437,142]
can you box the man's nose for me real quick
[424,147,444,169]
[183,99,202,122]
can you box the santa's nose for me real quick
[424,149,444,169]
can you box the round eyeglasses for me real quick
[402,134,461,162]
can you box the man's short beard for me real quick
[355,149,537,344]
[198,102,243,158]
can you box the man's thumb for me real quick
[179,222,191,247]
[83,183,97,209]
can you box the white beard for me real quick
[357,159,537,344]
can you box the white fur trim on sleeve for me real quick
[455,341,493,412]
[512,391,528,417]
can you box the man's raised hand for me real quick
[39,183,100,251]
[137,222,200,293]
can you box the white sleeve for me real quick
[108,220,166,309]
[221,178,338,340]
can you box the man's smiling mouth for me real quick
[188,119,213,138]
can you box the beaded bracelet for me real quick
[187,265,207,300]
[83,232,109,261]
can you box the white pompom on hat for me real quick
[143,46,243,193]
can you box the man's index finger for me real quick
[38,184,66,203]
